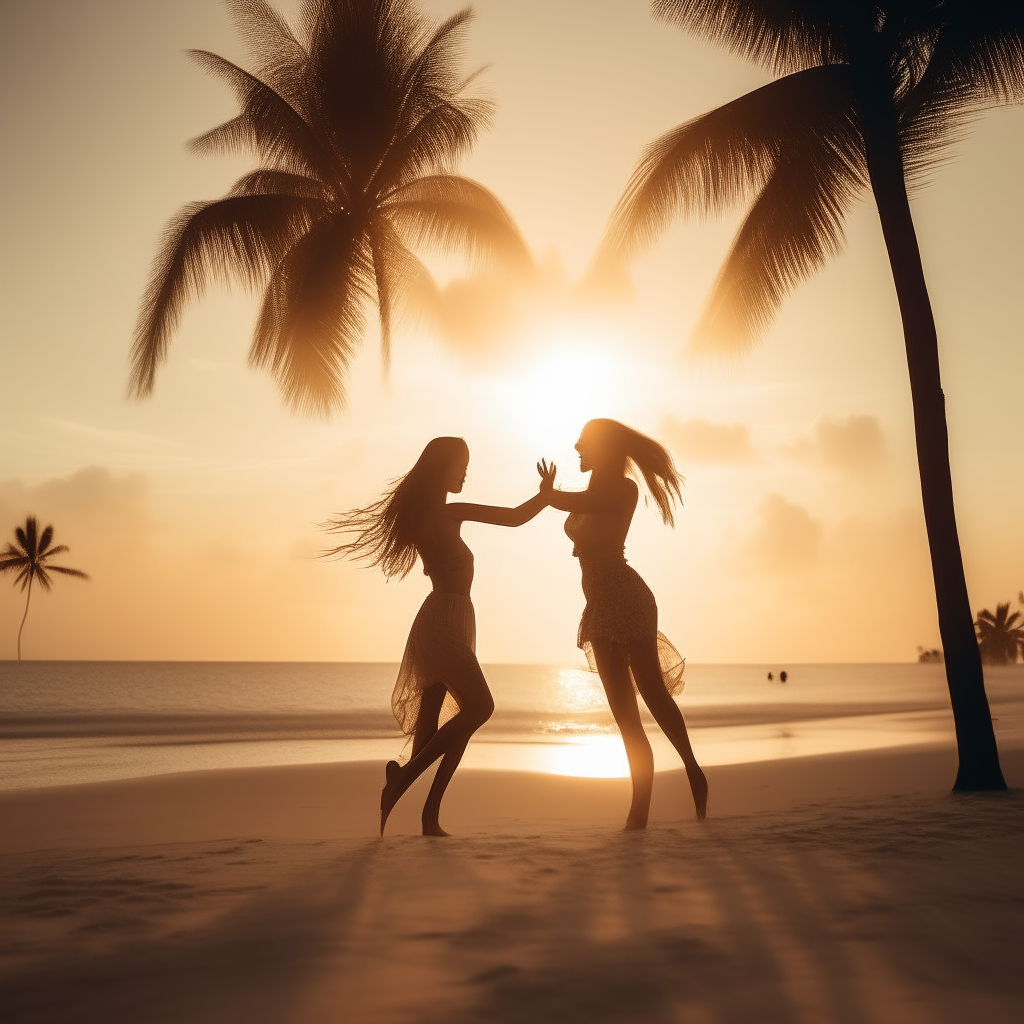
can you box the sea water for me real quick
[1,661,1021,789]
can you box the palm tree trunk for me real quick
[848,27,1004,790]
[17,574,33,662]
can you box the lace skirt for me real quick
[392,591,477,735]
[577,557,685,696]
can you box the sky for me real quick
[0,0,1021,663]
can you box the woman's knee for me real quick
[451,681,493,731]
[470,691,495,728]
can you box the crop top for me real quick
[564,512,626,560]
[421,541,475,595]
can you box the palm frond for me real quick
[186,51,334,183]
[386,174,532,271]
[229,169,332,200]
[34,566,53,592]
[17,519,36,555]
[0,552,29,573]
[599,65,859,266]
[399,8,480,128]
[37,525,54,555]
[931,1,1024,106]
[130,193,327,397]
[694,83,866,351]
[407,7,476,92]
[48,565,91,580]
[653,0,848,76]
[367,216,441,371]
[898,3,1024,186]
[227,0,309,110]
[249,213,376,415]
[373,97,490,195]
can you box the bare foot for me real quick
[380,760,403,836]
[686,763,708,821]
[421,822,452,837]
[623,818,648,832]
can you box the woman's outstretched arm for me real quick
[447,461,556,527]
[546,477,638,514]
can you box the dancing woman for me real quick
[547,419,708,827]
[325,437,554,836]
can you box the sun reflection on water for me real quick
[554,667,607,712]
[464,709,961,778]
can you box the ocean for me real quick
[1,661,1022,790]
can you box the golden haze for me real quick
[0,0,1021,661]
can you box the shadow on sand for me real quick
[3,790,1023,1023]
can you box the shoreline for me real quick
[4,696,1022,792]
[3,739,1022,854]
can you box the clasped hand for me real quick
[536,458,557,495]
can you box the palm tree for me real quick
[0,517,90,660]
[975,603,1024,665]
[131,0,531,416]
[600,0,1022,791]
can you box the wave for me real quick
[0,698,970,744]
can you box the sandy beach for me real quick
[2,741,1023,1023]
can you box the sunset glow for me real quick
[0,0,1020,668]
[1,4,1022,1015]
[496,341,629,450]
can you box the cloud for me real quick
[782,414,886,472]
[432,250,613,361]
[743,493,823,574]
[0,466,151,541]
[660,416,754,464]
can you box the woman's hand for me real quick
[537,459,557,496]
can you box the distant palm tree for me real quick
[600,0,1022,791]
[131,0,531,416]
[0,517,90,660]
[975,603,1024,665]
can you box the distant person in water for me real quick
[545,419,708,826]
[779,671,788,683]
[324,437,554,837]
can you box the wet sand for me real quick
[2,743,1023,1022]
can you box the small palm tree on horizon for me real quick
[0,516,90,660]
[975,602,1024,665]
[599,0,1022,791]
[131,0,531,416]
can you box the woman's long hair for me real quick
[584,419,683,527]
[322,437,468,579]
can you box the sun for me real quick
[493,321,635,452]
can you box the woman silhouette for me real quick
[547,419,707,827]
[325,437,554,836]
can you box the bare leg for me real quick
[421,733,472,836]
[630,639,708,820]
[410,683,446,759]
[591,639,654,830]
[381,655,493,835]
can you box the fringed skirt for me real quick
[577,556,685,695]
[392,591,478,736]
